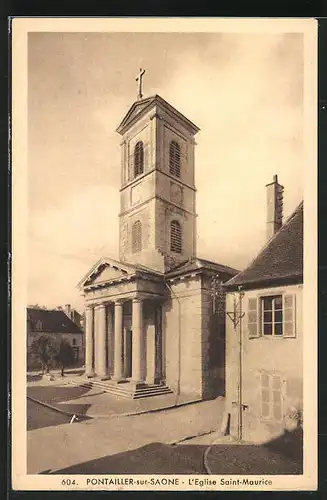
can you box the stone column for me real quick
[85,305,94,378]
[113,301,124,381]
[94,304,107,379]
[132,297,145,383]
[107,304,114,377]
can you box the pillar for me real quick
[132,297,144,383]
[113,301,124,381]
[85,305,94,378]
[107,304,114,377]
[94,304,107,379]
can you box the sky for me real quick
[27,31,304,311]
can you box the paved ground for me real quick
[183,433,303,475]
[27,397,224,474]
[27,375,302,476]
[27,376,201,417]
[27,399,72,431]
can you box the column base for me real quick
[85,373,95,379]
[111,376,127,384]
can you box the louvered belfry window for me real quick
[134,141,144,178]
[170,220,182,254]
[132,220,142,253]
[169,140,181,178]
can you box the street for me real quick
[26,396,302,476]
[27,399,72,431]
[27,397,222,475]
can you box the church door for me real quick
[124,328,132,378]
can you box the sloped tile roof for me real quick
[225,202,303,289]
[165,257,239,279]
[27,308,83,334]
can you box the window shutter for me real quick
[260,372,270,418]
[248,297,260,338]
[283,294,296,338]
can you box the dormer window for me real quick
[36,320,43,331]
[169,140,181,178]
[134,141,144,178]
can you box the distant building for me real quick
[224,176,303,443]
[27,307,84,370]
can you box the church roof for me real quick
[165,257,239,280]
[27,308,83,334]
[116,94,200,136]
[225,202,303,290]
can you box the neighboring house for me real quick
[224,175,303,443]
[27,307,84,370]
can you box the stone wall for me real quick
[225,284,303,443]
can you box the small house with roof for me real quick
[224,175,303,443]
[27,307,84,370]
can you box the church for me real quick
[78,71,238,400]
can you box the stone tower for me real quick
[116,95,200,273]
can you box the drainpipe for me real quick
[237,285,244,442]
[225,285,245,441]
[164,279,181,406]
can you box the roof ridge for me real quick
[226,201,303,287]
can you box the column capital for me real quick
[85,304,93,310]
[94,303,106,310]
[132,297,142,304]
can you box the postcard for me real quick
[11,17,317,491]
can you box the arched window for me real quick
[134,141,144,178]
[132,220,142,253]
[169,140,181,178]
[170,220,182,254]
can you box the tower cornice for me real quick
[116,94,200,136]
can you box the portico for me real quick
[80,258,168,394]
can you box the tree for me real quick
[55,339,74,377]
[29,335,57,374]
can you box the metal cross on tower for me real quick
[136,68,146,100]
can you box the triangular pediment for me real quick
[116,94,200,136]
[116,96,156,134]
[78,257,137,289]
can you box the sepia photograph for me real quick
[11,18,317,491]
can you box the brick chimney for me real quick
[266,174,284,241]
[64,304,72,319]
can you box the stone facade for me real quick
[79,94,238,399]
[117,95,198,273]
[225,284,303,443]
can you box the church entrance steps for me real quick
[69,379,173,399]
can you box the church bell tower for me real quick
[116,73,200,273]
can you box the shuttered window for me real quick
[248,298,260,338]
[260,372,284,422]
[169,141,181,178]
[132,220,142,253]
[134,141,144,178]
[170,220,182,254]
[283,294,296,338]
[262,295,283,336]
[248,292,296,339]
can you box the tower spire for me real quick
[135,68,145,100]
